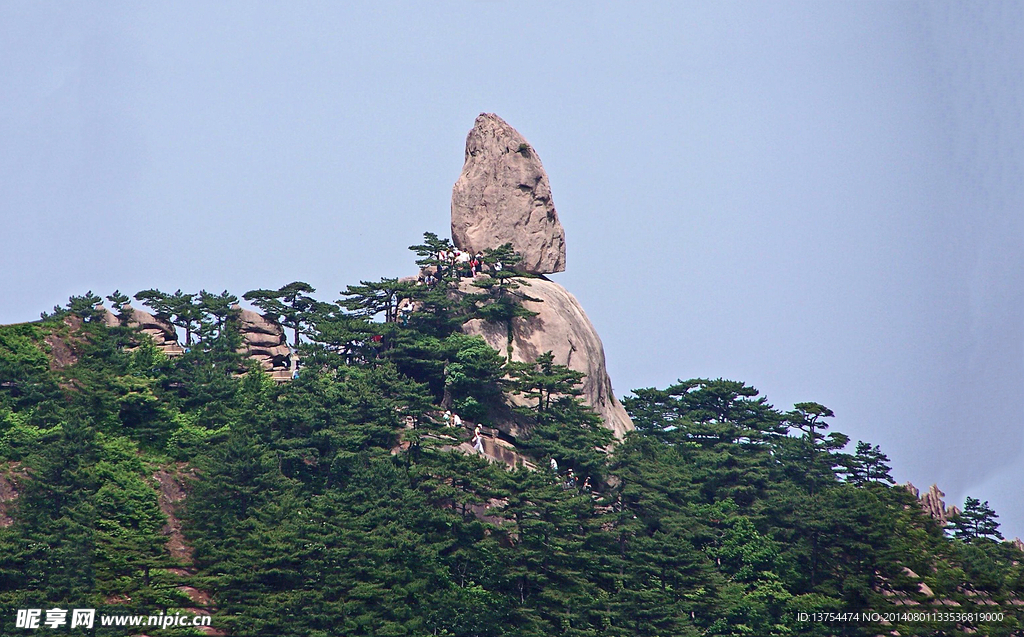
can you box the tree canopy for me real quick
[2,233,1023,636]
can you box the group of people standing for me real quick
[562,468,591,491]
[550,458,591,491]
[442,409,464,429]
[419,249,503,286]
[443,410,485,453]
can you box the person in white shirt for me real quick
[473,424,484,453]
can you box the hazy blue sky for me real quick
[2,2,1022,535]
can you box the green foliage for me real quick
[949,497,1004,544]
[3,267,1023,636]
[68,291,105,322]
[42,291,105,322]
[0,323,59,410]
[0,419,178,614]
[136,288,206,345]
[243,281,318,348]
[439,333,507,414]
[409,231,456,281]
[464,243,539,360]
[198,289,240,339]
[0,415,59,461]
[507,352,584,422]
[339,277,418,331]
[166,411,229,461]
[847,440,894,486]
[106,290,130,312]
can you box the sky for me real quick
[2,2,1022,535]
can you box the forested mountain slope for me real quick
[2,245,1024,636]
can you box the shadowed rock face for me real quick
[452,113,566,274]
[461,277,633,440]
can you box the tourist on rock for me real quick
[456,250,471,277]
[472,424,484,453]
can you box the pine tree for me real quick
[198,289,240,339]
[465,243,540,361]
[62,291,104,322]
[783,402,849,496]
[848,441,894,486]
[300,306,376,369]
[948,497,1004,543]
[243,281,318,347]
[507,352,584,423]
[409,231,457,283]
[339,277,419,327]
[623,379,785,507]
[106,290,131,322]
[135,288,204,346]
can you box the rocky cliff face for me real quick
[451,113,566,275]
[461,277,633,439]
[453,114,633,439]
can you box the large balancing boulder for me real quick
[451,113,566,275]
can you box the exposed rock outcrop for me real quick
[103,304,296,380]
[0,464,24,528]
[106,306,185,357]
[461,277,633,440]
[450,113,632,440]
[44,315,85,370]
[463,426,536,469]
[904,483,962,525]
[452,113,566,275]
[153,466,193,564]
[237,308,295,382]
